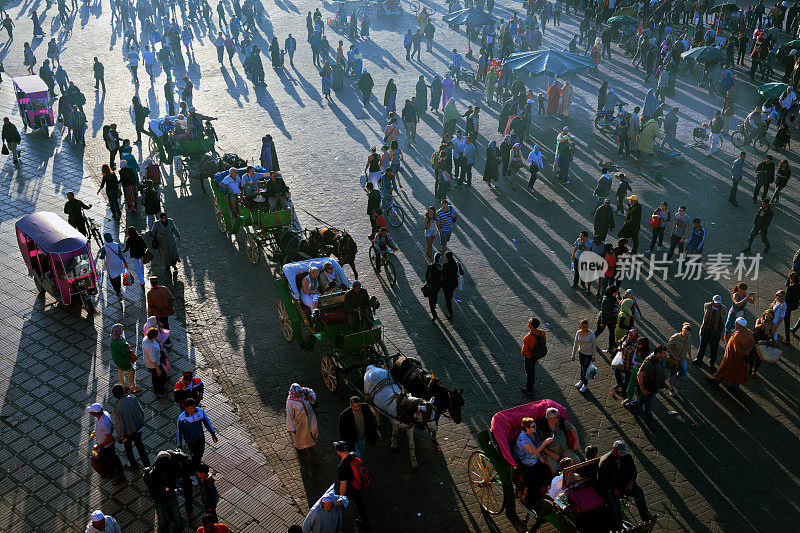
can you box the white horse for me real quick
[364,364,437,469]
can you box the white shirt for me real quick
[142,338,160,369]
[527,150,543,168]
[548,473,565,500]
[221,174,242,194]
[102,242,126,278]
[94,411,114,448]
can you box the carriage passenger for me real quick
[319,261,348,293]
[265,171,290,211]
[513,417,554,503]
[301,267,322,313]
[539,407,581,476]
[220,168,242,215]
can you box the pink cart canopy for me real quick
[490,399,574,468]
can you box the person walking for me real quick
[570,231,590,289]
[98,234,126,299]
[111,383,150,471]
[706,317,756,391]
[86,403,126,485]
[338,396,377,459]
[460,136,476,187]
[666,205,691,260]
[142,327,167,398]
[646,202,670,254]
[85,510,122,533]
[285,33,297,67]
[595,285,620,354]
[624,345,668,432]
[694,295,726,371]
[1,117,21,164]
[123,226,148,290]
[401,99,418,146]
[753,155,775,203]
[383,78,397,115]
[441,251,460,319]
[484,140,500,188]
[132,96,149,145]
[147,276,175,336]
[771,158,791,204]
[665,323,692,397]
[424,252,443,320]
[144,450,193,529]
[729,151,746,206]
[151,212,182,273]
[423,206,438,262]
[521,317,547,395]
[177,398,218,471]
[435,199,457,254]
[742,198,774,254]
[286,383,318,451]
[571,318,597,394]
[334,441,371,528]
[618,195,642,253]
[404,28,413,61]
[109,324,138,392]
[358,68,374,106]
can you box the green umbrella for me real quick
[706,2,738,14]
[757,82,789,100]
[607,15,638,26]
[681,46,727,64]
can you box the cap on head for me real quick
[682,322,691,331]
[712,294,722,304]
[736,317,747,327]
[90,511,105,522]
[352,280,361,287]
[628,194,638,202]
[333,441,349,452]
[86,403,103,414]
[613,440,629,456]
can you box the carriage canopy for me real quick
[282,257,350,300]
[490,399,571,469]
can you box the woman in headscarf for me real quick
[623,336,650,404]
[615,328,638,393]
[384,78,397,114]
[110,324,139,392]
[430,74,443,111]
[286,383,319,450]
[151,212,182,274]
[483,140,500,186]
[143,316,170,349]
[546,80,561,115]
[302,484,349,533]
[707,317,756,387]
[269,36,281,68]
[558,81,573,118]
[485,66,498,104]
[320,60,332,100]
[508,142,523,190]
[442,98,460,139]
[441,72,455,109]
[614,299,636,344]
[416,75,427,115]
[260,134,280,171]
[641,88,657,120]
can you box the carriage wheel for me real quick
[410,0,420,13]
[244,231,261,264]
[321,354,339,392]
[212,196,227,233]
[177,158,189,182]
[277,300,294,342]
[468,451,505,515]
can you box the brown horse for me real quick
[307,227,358,279]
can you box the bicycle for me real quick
[369,247,397,286]
[692,123,724,149]
[83,213,105,251]
[383,192,406,228]
[730,123,770,154]
[410,0,438,14]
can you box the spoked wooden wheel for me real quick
[468,451,505,515]
[244,231,261,264]
[212,196,227,233]
[277,300,294,342]
[177,158,189,182]
[321,354,339,392]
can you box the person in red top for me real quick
[174,371,205,410]
[521,317,547,395]
[196,514,230,533]
[598,242,617,302]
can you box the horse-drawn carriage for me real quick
[147,115,217,184]
[210,166,305,265]
[275,257,391,388]
[469,400,656,533]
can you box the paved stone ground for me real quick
[1,0,800,532]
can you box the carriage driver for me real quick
[319,260,348,294]
[345,280,373,333]
[265,171,290,212]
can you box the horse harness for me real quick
[368,377,433,429]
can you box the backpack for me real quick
[349,453,372,490]
[531,331,547,361]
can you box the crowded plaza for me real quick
[1,0,799,531]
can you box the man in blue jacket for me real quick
[177,398,218,471]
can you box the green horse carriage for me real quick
[275,257,391,393]
[147,116,217,187]
[469,400,657,533]
[210,167,303,265]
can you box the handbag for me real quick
[142,248,154,264]
[160,349,172,373]
[611,352,624,368]
[129,346,138,363]
[1,143,8,156]
[122,270,134,286]
[586,361,598,381]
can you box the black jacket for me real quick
[2,122,20,144]
[597,451,637,495]
[338,405,378,446]
[265,177,289,197]
[441,260,460,291]
[425,263,442,292]
[593,204,615,236]
[124,234,148,260]
[618,202,642,237]
[753,205,773,229]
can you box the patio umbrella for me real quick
[607,15,639,26]
[757,82,789,100]
[706,2,739,14]
[442,8,497,56]
[681,46,727,64]
[503,49,596,78]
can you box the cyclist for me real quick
[64,191,92,236]
[744,106,768,141]
[372,226,398,268]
